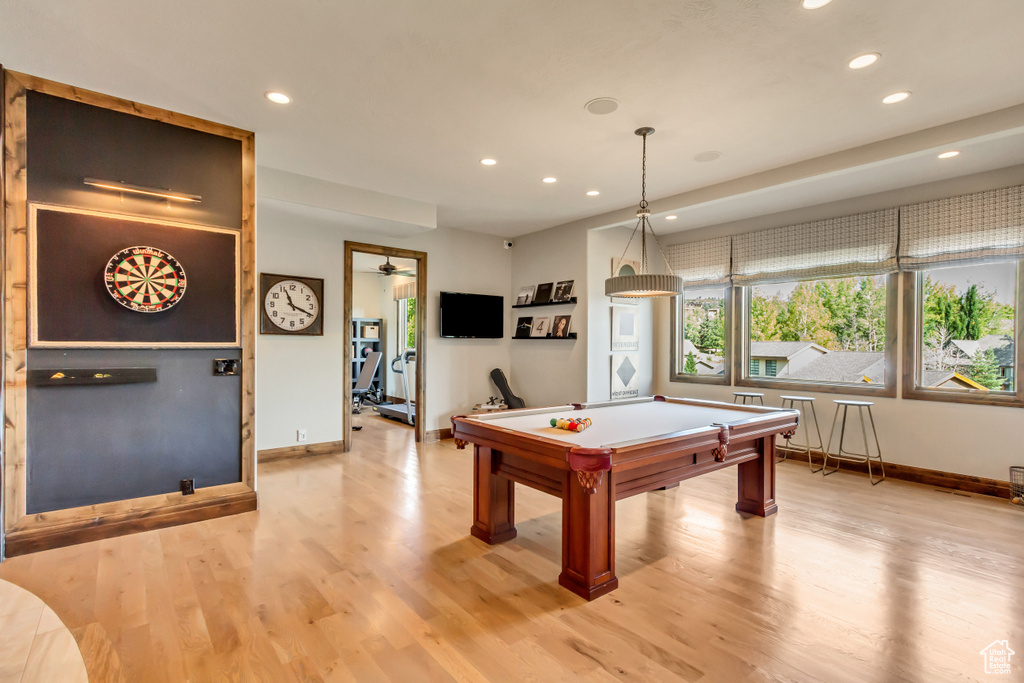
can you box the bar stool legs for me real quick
[733,392,765,405]
[823,401,885,485]
[778,396,825,472]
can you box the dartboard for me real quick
[104,246,187,313]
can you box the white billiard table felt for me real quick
[470,400,769,450]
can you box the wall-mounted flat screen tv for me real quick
[439,292,503,338]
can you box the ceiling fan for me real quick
[375,256,415,277]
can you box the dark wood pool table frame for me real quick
[452,396,799,600]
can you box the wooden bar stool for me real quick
[733,392,764,405]
[823,400,885,485]
[778,395,825,472]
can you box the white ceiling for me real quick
[3,0,1024,238]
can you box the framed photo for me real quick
[552,315,572,338]
[515,285,536,306]
[552,280,575,302]
[611,305,639,351]
[29,203,240,348]
[515,316,534,338]
[531,316,551,338]
[259,273,325,336]
[611,354,640,400]
[534,282,554,305]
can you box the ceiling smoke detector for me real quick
[585,98,619,115]
[694,151,722,163]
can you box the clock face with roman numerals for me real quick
[104,246,187,313]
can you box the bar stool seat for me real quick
[778,396,825,472]
[733,392,765,405]
[823,399,885,485]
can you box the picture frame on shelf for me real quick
[515,285,536,306]
[552,315,572,338]
[552,280,575,302]
[515,316,534,338]
[533,282,554,305]
[531,316,551,338]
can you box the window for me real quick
[399,297,416,351]
[741,274,894,393]
[904,261,1022,405]
[671,287,729,383]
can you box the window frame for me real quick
[901,266,1024,407]
[734,273,899,397]
[669,287,733,385]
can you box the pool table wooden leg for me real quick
[559,469,618,600]
[736,437,778,517]
[470,446,517,544]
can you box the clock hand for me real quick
[283,289,297,306]
[288,301,313,314]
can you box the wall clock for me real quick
[259,273,324,335]
[104,245,187,313]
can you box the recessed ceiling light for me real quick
[665,215,678,220]
[802,0,832,9]
[882,91,911,104]
[585,98,619,115]
[480,158,497,166]
[586,190,600,196]
[265,91,291,104]
[938,150,960,159]
[542,177,557,183]
[694,151,722,163]
[848,53,880,70]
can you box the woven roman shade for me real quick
[898,185,1024,269]
[393,280,416,301]
[732,209,898,285]
[664,236,732,288]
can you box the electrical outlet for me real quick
[297,429,307,442]
[180,478,195,496]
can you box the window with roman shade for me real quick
[898,185,1023,269]
[665,236,732,288]
[732,209,898,285]
[668,236,732,384]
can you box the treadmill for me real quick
[374,349,415,425]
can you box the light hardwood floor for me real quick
[0,415,1021,681]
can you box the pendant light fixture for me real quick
[605,127,684,298]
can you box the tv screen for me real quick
[440,292,503,339]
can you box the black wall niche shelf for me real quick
[513,297,577,309]
[29,367,158,387]
[513,333,577,340]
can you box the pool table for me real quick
[451,396,799,600]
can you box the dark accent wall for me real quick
[24,90,244,513]
[27,349,241,513]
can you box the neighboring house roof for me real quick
[700,363,726,375]
[861,357,886,384]
[681,339,700,356]
[788,351,884,382]
[948,335,1014,367]
[749,341,828,359]
[921,370,988,390]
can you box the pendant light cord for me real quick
[612,129,677,278]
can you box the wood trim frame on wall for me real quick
[343,241,427,449]
[901,268,1024,407]
[668,286,733,385]
[733,273,900,398]
[1,69,257,558]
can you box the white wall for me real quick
[654,167,1024,481]
[256,199,511,449]
[586,226,653,401]
[351,272,384,319]
[509,224,589,407]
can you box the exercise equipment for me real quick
[375,350,416,425]
[352,351,383,414]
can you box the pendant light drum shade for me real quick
[605,273,683,297]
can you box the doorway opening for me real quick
[344,242,427,449]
